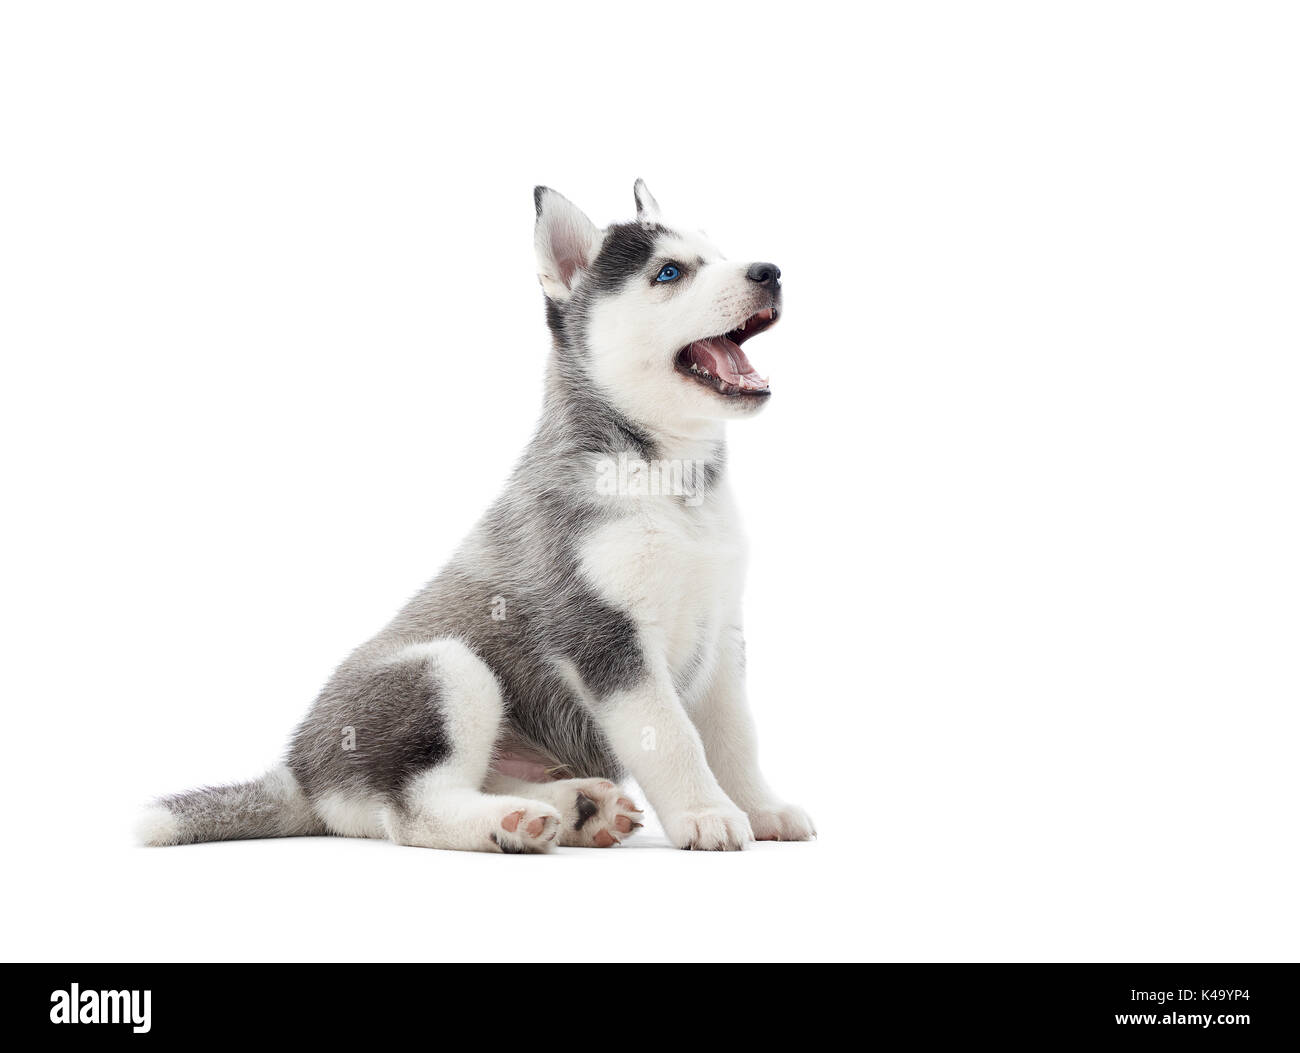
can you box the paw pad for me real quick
[559,779,643,848]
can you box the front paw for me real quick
[748,802,816,842]
[663,803,754,851]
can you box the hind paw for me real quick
[490,802,561,854]
[555,779,643,847]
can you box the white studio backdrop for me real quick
[1,3,1297,961]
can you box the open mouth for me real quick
[674,307,778,397]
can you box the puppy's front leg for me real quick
[693,626,816,842]
[597,672,753,850]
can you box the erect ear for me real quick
[534,186,602,301]
[633,178,662,225]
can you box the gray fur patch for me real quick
[288,649,455,800]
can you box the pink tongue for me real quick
[687,337,766,385]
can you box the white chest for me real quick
[579,486,748,688]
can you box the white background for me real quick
[2,2,1297,963]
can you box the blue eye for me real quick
[655,264,680,283]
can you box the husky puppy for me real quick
[138,181,814,852]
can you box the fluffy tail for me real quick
[136,764,325,846]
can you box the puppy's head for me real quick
[535,181,782,432]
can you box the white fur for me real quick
[387,781,560,853]
[534,187,779,435]
[597,677,753,850]
[580,480,746,687]
[134,804,179,846]
[576,483,770,849]
[691,627,817,841]
[398,638,504,775]
[317,792,385,839]
[584,229,772,433]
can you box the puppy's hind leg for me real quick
[377,640,561,854]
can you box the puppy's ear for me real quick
[633,178,662,225]
[534,186,602,301]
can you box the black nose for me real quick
[746,261,781,286]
